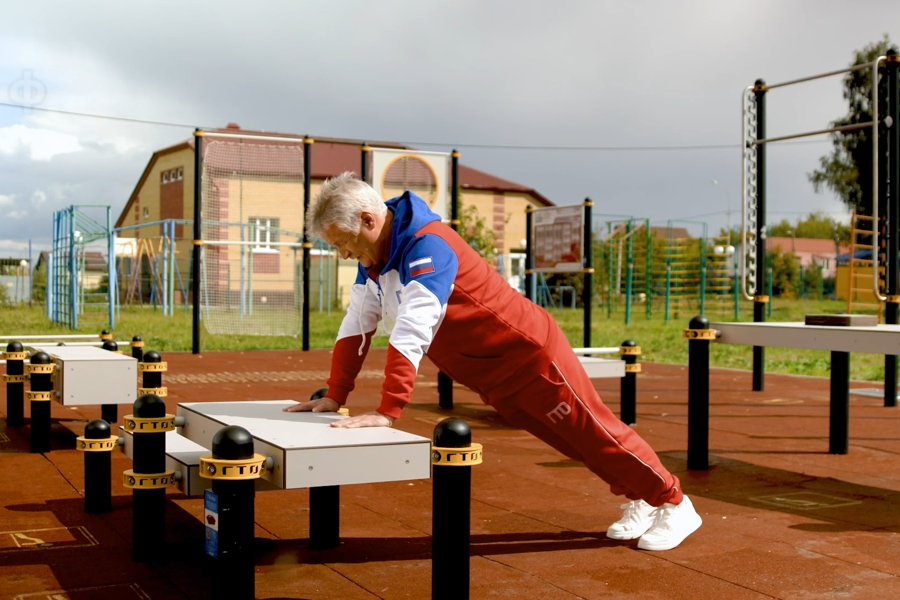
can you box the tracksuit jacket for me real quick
[325,192,683,507]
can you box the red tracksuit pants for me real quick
[486,326,683,508]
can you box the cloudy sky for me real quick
[0,0,896,256]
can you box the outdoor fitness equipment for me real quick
[741,50,900,404]
[50,205,115,330]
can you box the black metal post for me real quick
[432,418,477,600]
[4,341,26,427]
[438,150,461,410]
[620,340,638,426]
[130,392,167,562]
[583,199,593,347]
[686,316,711,470]
[307,386,340,548]
[360,143,370,182]
[885,49,899,408]
[192,129,203,355]
[753,79,768,392]
[101,340,119,424]
[309,486,340,550]
[829,351,850,454]
[209,425,257,599]
[302,137,313,352]
[27,351,53,454]
[450,149,460,234]
[81,419,113,513]
[131,335,144,362]
[525,206,534,302]
[142,350,163,393]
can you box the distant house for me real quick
[766,237,847,278]
[115,124,555,308]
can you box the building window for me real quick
[249,217,280,252]
[162,171,169,183]
[177,167,183,180]
[143,207,149,218]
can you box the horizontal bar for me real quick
[0,334,99,341]
[766,61,875,90]
[115,219,193,233]
[44,341,133,347]
[203,241,303,248]
[572,347,621,355]
[202,131,308,143]
[754,122,872,146]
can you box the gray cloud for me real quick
[0,0,894,256]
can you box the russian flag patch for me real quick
[409,257,435,277]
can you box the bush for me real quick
[803,264,824,299]
[770,246,801,298]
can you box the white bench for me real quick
[176,400,432,489]
[29,344,137,406]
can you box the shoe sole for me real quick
[606,523,654,541]
[636,515,702,551]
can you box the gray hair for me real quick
[308,172,387,239]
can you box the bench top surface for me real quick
[710,321,900,354]
[29,344,136,362]
[178,400,431,451]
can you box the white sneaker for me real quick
[606,499,657,540]
[637,495,702,551]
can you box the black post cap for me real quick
[6,341,23,353]
[888,48,897,56]
[30,351,51,365]
[212,425,255,460]
[132,335,142,342]
[84,419,111,439]
[101,340,118,352]
[310,387,329,401]
[101,329,110,335]
[133,393,166,418]
[755,78,766,86]
[621,339,636,347]
[143,350,161,363]
[689,315,710,330]
[434,418,471,448]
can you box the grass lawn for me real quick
[1,296,888,382]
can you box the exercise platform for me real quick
[709,320,900,455]
[27,344,137,406]
[577,356,625,378]
[176,400,432,490]
[712,321,900,354]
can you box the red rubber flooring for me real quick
[2,348,900,599]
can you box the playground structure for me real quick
[739,49,899,402]
[530,210,739,323]
[49,205,116,330]
[46,211,337,331]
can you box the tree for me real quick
[457,201,498,261]
[31,266,46,303]
[803,263,824,299]
[766,212,850,244]
[770,246,801,298]
[808,35,894,214]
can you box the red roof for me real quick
[194,126,554,203]
[117,126,554,227]
[766,237,849,254]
